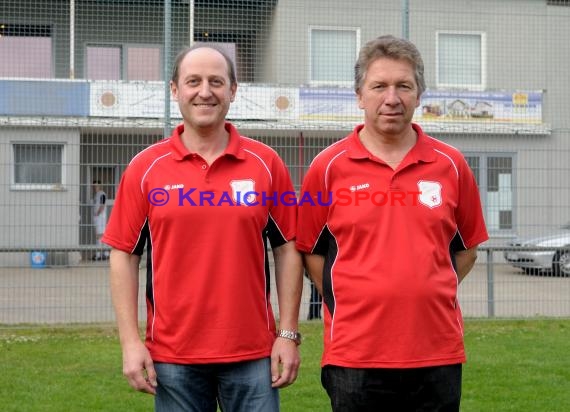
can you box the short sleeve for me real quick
[296,160,329,253]
[266,152,297,247]
[454,157,489,249]
[102,163,149,253]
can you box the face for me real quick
[170,48,237,133]
[357,57,420,138]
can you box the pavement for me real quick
[0,260,569,325]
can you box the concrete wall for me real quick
[0,127,81,265]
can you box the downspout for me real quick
[189,0,195,46]
[298,132,305,189]
[69,0,75,78]
[163,0,172,137]
[402,0,409,40]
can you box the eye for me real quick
[210,78,224,86]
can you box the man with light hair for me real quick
[297,35,488,411]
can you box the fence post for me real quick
[486,248,495,317]
[401,0,410,39]
[163,0,172,138]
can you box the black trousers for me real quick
[321,364,462,412]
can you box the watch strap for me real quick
[276,329,301,345]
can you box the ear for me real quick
[230,83,237,102]
[169,81,178,101]
[356,90,364,110]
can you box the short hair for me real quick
[170,44,237,86]
[354,35,426,96]
[93,180,101,185]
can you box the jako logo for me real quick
[164,184,184,191]
[349,183,370,192]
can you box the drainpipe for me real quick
[189,0,195,46]
[298,132,305,189]
[163,0,172,137]
[402,0,409,40]
[69,0,75,78]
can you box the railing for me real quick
[0,245,568,325]
[478,245,569,318]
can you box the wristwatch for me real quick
[277,329,302,345]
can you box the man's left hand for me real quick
[270,337,301,388]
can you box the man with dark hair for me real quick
[104,45,303,412]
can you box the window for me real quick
[0,24,53,78]
[86,46,121,80]
[466,154,514,232]
[309,27,360,85]
[86,45,161,81]
[127,47,161,81]
[13,143,64,189]
[437,31,486,90]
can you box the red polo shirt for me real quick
[103,122,296,364]
[297,123,488,368]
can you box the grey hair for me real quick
[354,35,425,96]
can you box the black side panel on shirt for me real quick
[312,225,331,256]
[264,216,286,295]
[449,230,466,273]
[133,220,148,256]
[262,233,271,295]
[265,215,287,249]
[317,226,337,316]
[132,220,154,309]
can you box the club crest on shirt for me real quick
[417,180,442,208]
[230,179,256,205]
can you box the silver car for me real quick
[504,223,570,277]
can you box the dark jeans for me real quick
[154,358,279,412]
[321,364,462,412]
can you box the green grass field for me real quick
[1,319,569,411]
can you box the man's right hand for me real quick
[122,341,157,395]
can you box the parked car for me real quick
[504,223,570,277]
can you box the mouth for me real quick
[193,103,217,108]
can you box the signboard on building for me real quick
[89,81,299,121]
[0,79,542,127]
[415,90,543,124]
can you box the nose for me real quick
[384,86,400,105]
[198,82,212,98]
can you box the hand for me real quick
[270,337,301,388]
[122,341,157,395]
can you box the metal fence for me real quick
[1,0,569,324]
[1,246,569,324]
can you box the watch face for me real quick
[295,332,302,344]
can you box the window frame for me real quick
[464,152,516,235]
[436,31,487,91]
[11,142,66,191]
[308,25,360,86]
[85,43,163,81]
[0,24,54,78]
